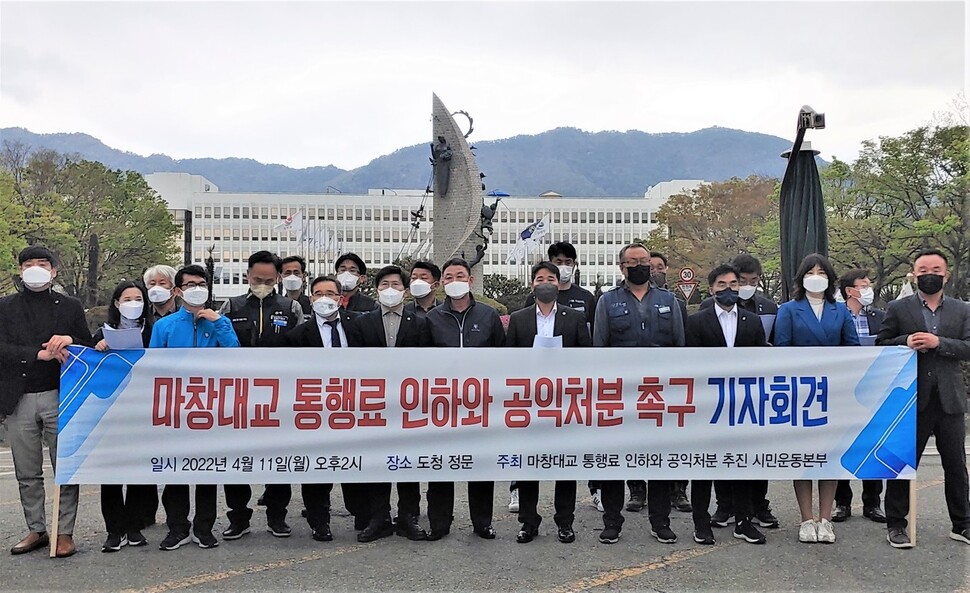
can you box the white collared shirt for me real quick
[715,304,738,348]
[316,314,347,348]
[536,304,558,338]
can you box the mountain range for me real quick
[0,126,798,196]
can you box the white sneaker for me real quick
[817,518,836,543]
[508,489,519,513]
[798,519,818,543]
[591,490,604,512]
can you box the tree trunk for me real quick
[85,233,100,307]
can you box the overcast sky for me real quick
[1,1,966,170]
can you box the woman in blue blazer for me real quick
[775,254,859,545]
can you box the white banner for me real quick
[57,345,917,484]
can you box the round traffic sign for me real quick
[679,267,695,282]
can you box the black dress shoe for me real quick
[863,506,887,523]
[311,525,333,542]
[516,524,538,543]
[832,504,851,522]
[557,525,576,544]
[394,515,427,541]
[357,520,394,543]
[473,525,497,539]
[425,527,450,541]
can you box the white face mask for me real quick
[378,287,405,308]
[181,286,209,307]
[856,287,875,307]
[336,271,359,291]
[444,280,470,299]
[250,284,274,300]
[312,296,340,318]
[282,276,303,291]
[802,274,829,294]
[738,285,757,301]
[409,279,433,298]
[21,266,52,290]
[557,265,574,283]
[118,300,144,320]
[147,286,172,303]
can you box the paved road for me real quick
[1,446,968,593]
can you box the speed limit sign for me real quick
[680,267,695,282]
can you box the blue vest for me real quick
[599,285,680,347]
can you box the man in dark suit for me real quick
[506,262,591,544]
[0,246,93,558]
[686,263,767,545]
[699,253,779,529]
[345,265,432,542]
[335,252,379,312]
[283,275,364,542]
[878,248,970,549]
[834,268,887,523]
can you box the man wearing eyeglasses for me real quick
[592,243,685,545]
[218,251,305,542]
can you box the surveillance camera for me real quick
[798,108,825,130]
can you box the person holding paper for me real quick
[93,280,158,552]
[150,265,240,551]
[833,269,887,524]
[0,246,93,558]
[686,263,768,546]
[506,262,591,544]
[775,253,859,544]
[878,249,970,549]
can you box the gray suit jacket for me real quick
[876,295,970,414]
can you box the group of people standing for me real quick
[0,240,967,557]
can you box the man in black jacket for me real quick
[284,275,365,542]
[345,265,433,542]
[834,268,887,523]
[335,252,379,313]
[219,251,305,541]
[506,262,591,544]
[1,246,93,558]
[878,249,970,549]
[686,263,768,546]
[425,258,505,540]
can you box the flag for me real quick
[274,210,305,240]
[506,215,549,265]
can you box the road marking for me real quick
[546,479,947,593]
[118,543,373,593]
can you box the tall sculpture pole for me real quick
[430,93,487,293]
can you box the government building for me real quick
[146,173,704,301]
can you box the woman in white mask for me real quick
[91,281,157,552]
[775,254,860,545]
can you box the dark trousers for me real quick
[396,482,421,518]
[517,480,576,529]
[426,481,494,531]
[600,481,626,529]
[225,484,291,524]
[302,483,333,530]
[366,482,423,523]
[835,479,884,508]
[144,487,159,524]
[886,395,970,530]
[162,485,216,535]
[101,484,156,535]
[605,480,671,528]
[588,480,602,494]
[341,483,370,527]
[714,479,769,512]
[693,480,752,527]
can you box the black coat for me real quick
[283,310,359,348]
[505,305,592,348]
[876,295,970,414]
[345,307,432,347]
[686,305,768,348]
[0,290,93,415]
[345,291,379,313]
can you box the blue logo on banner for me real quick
[59,345,145,457]
[840,350,917,479]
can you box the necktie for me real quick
[326,320,341,348]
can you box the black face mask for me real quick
[714,288,739,307]
[650,272,667,288]
[533,283,559,304]
[916,273,944,295]
[626,265,651,286]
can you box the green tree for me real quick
[0,170,28,293]
[483,273,530,313]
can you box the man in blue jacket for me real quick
[150,265,240,551]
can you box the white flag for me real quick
[274,210,305,240]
